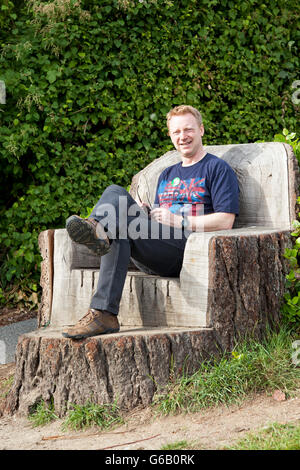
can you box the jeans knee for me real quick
[97,184,130,209]
[103,184,127,196]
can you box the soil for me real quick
[0,307,37,327]
[0,361,300,450]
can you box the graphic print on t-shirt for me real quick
[154,154,240,216]
[157,176,206,215]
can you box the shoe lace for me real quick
[77,309,100,326]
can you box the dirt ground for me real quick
[1,308,300,451]
[1,362,300,450]
[0,307,37,327]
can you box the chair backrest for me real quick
[130,142,297,229]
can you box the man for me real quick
[62,105,239,340]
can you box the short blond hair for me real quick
[166,105,203,129]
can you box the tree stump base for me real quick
[4,326,220,417]
[4,228,292,417]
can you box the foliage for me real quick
[0,0,299,306]
[0,0,18,32]
[274,130,300,328]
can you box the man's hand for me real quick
[150,207,182,228]
[150,207,235,232]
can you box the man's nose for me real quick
[179,131,188,140]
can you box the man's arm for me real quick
[150,207,235,232]
[187,211,235,231]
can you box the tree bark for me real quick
[207,230,292,350]
[4,327,218,417]
[5,230,292,417]
[38,230,54,328]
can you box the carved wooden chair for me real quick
[38,142,298,348]
[5,141,299,417]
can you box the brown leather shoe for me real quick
[66,215,110,256]
[62,309,120,339]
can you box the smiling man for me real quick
[150,110,207,229]
[169,108,205,162]
[150,106,238,232]
[62,105,239,340]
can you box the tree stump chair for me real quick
[5,142,298,416]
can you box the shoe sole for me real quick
[62,327,120,340]
[66,215,110,256]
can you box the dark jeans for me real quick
[89,185,189,315]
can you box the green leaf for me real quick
[46,70,58,83]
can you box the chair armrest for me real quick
[53,228,100,270]
[181,225,291,280]
[180,226,292,348]
[38,228,100,327]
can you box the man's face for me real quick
[168,113,204,162]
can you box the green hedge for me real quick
[0,0,299,307]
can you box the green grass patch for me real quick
[160,440,196,450]
[226,421,300,450]
[29,399,58,427]
[28,398,124,431]
[62,401,124,431]
[0,375,14,396]
[153,326,300,415]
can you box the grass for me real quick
[153,325,300,415]
[62,401,124,431]
[0,375,14,398]
[28,398,124,431]
[28,399,58,427]
[226,421,300,450]
[160,440,195,450]
[27,324,300,445]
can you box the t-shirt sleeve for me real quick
[209,162,239,214]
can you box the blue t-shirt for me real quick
[154,153,239,216]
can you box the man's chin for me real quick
[180,151,194,159]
